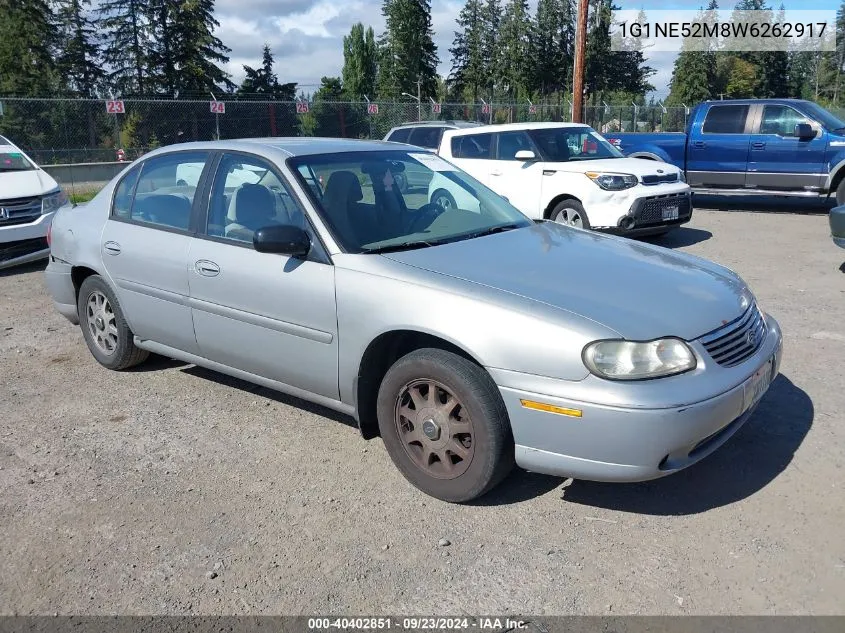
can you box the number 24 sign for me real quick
[210,101,226,114]
[105,100,125,114]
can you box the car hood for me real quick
[382,222,750,341]
[543,157,681,178]
[0,168,58,199]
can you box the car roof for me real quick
[140,137,412,159]
[390,120,485,130]
[444,121,589,137]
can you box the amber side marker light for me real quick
[520,399,583,418]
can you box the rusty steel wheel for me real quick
[394,379,474,479]
[377,348,515,503]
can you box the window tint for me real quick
[408,126,444,149]
[112,165,141,219]
[128,152,208,229]
[387,128,412,143]
[702,105,750,134]
[760,105,811,137]
[207,153,307,244]
[495,131,534,160]
[529,127,623,161]
[451,133,493,159]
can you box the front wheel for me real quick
[77,275,149,370]
[836,179,845,206]
[376,349,514,503]
[431,189,457,213]
[550,199,591,229]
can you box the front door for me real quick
[100,151,211,355]
[746,104,827,191]
[186,151,339,399]
[686,103,753,188]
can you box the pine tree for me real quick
[238,45,297,100]
[55,0,103,97]
[96,0,147,95]
[377,0,439,100]
[531,0,574,96]
[448,0,486,102]
[0,0,58,96]
[342,23,378,100]
[480,0,501,99]
[666,4,715,105]
[496,0,532,99]
[584,0,612,100]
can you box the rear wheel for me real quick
[77,275,149,370]
[550,199,590,229]
[376,348,514,503]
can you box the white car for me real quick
[0,135,68,269]
[428,122,692,235]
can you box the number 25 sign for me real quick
[105,100,125,114]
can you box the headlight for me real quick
[585,171,638,191]
[42,189,68,214]
[582,338,696,380]
[678,170,686,183]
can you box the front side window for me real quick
[702,105,750,134]
[288,150,532,253]
[495,131,536,160]
[528,126,623,161]
[760,105,811,137]
[127,152,209,230]
[207,153,307,244]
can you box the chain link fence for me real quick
[0,97,699,166]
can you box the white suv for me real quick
[429,122,692,235]
[0,135,68,269]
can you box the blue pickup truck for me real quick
[606,99,845,204]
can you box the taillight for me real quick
[46,221,52,247]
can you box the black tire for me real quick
[431,189,457,212]
[549,199,591,229]
[376,348,514,503]
[836,179,845,206]
[77,275,149,370]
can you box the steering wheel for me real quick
[406,202,446,234]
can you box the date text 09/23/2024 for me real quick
[307,618,529,630]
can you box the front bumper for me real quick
[497,315,783,482]
[0,211,54,270]
[584,182,692,232]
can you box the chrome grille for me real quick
[699,303,766,367]
[635,193,692,225]
[641,172,679,185]
[0,195,42,227]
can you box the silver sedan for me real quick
[44,138,783,502]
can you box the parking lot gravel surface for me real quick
[1,202,843,615]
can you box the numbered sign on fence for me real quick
[105,100,125,114]
[210,101,226,114]
[432,103,442,114]
[528,104,537,115]
[481,103,490,115]
[296,101,310,114]
[367,103,379,115]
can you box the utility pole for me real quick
[572,0,589,123]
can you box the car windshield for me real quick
[528,127,623,161]
[802,101,845,132]
[0,150,34,171]
[288,150,533,253]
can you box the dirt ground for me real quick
[1,201,843,615]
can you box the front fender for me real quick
[625,144,674,164]
[825,148,845,192]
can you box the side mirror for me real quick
[515,150,536,161]
[253,225,310,257]
[795,123,815,140]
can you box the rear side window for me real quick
[451,133,493,159]
[702,105,750,134]
[125,152,209,230]
[387,128,412,143]
[408,126,444,149]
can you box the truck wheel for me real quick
[376,348,515,503]
[77,275,149,370]
[550,199,591,229]
[836,179,845,206]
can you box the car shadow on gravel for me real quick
[692,194,834,215]
[643,227,712,248]
[180,365,359,429]
[557,374,813,515]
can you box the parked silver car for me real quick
[44,138,783,503]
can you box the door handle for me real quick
[194,260,220,277]
[490,170,503,177]
[692,141,706,149]
[751,141,766,149]
[103,241,121,256]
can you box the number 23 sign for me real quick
[105,100,125,114]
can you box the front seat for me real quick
[322,171,364,249]
[225,183,276,242]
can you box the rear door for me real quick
[445,131,494,184]
[746,104,826,191]
[686,103,753,188]
[100,151,211,355]
[486,130,545,217]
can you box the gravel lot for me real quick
[1,201,843,616]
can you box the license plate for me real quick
[742,356,775,413]
[662,205,679,221]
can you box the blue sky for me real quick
[209,0,841,100]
